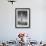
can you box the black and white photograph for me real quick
[15,8,30,28]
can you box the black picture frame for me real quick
[15,8,30,28]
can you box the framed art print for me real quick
[15,8,30,28]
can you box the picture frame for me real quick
[15,8,30,28]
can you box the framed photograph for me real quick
[15,8,30,28]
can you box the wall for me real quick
[0,0,46,42]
